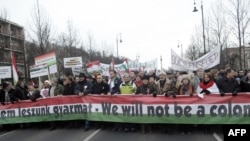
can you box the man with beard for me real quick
[155,71,172,97]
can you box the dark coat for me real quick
[92,82,109,94]
[240,76,250,92]
[15,85,29,100]
[0,88,19,105]
[136,84,157,95]
[216,76,240,93]
[109,77,122,94]
[63,82,76,95]
[74,80,93,95]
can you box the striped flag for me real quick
[11,52,18,85]
[123,58,129,73]
[86,60,101,74]
[109,58,114,72]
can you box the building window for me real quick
[11,28,16,36]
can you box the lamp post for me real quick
[160,56,162,70]
[177,40,183,58]
[193,0,206,55]
[116,33,122,58]
[136,52,140,70]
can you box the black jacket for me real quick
[74,80,93,95]
[0,88,19,105]
[109,77,122,94]
[15,85,29,100]
[216,76,240,93]
[63,82,76,95]
[240,76,250,92]
[92,82,109,94]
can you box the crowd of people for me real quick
[0,64,250,134]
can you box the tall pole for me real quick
[116,38,119,58]
[116,33,122,58]
[160,56,162,70]
[201,1,206,55]
[178,40,183,58]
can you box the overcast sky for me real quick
[0,0,217,69]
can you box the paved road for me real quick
[0,124,223,141]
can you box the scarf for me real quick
[159,79,166,88]
[199,80,214,90]
[179,84,193,95]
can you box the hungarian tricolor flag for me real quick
[86,60,101,74]
[11,52,18,85]
[109,58,115,72]
[122,58,129,73]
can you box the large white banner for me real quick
[143,58,158,72]
[0,66,11,79]
[128,60,140,70]
[63,57,83,68]
[171,45,221,71]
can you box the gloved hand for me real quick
[153,93,157,97]
[204,89,211,95]
[220,92,225,97]
[232,91,237,96]
[172,93,176,98]
[164,93,169,97]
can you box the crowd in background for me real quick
[1,64,250,134]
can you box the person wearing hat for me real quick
[155,70,173,96]
[177,75,196,96]
[74,73,93,96]
[148,75,159,97]
[136,75,157,95]
[135,75,155,134]
[74,72,93,131]
[40,80,51,98]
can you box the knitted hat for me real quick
[181,75,191,82]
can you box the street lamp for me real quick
[160,56,162,70]
[177,40,183,58]
[116,33,122,58]
[193,0,206,55]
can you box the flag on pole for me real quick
[86,60,101,74]
[109,58,115,72]
[122,58,129,73]
[11,52,18,85]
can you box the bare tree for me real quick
[65,20,80,57]
[185,26,203,59]
[86,31,95,60]
[28,0,52,55]
[185,44,200,61]
[209,0,232,66]
[227,0,250,69]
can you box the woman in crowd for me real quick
[197,73,220,95]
